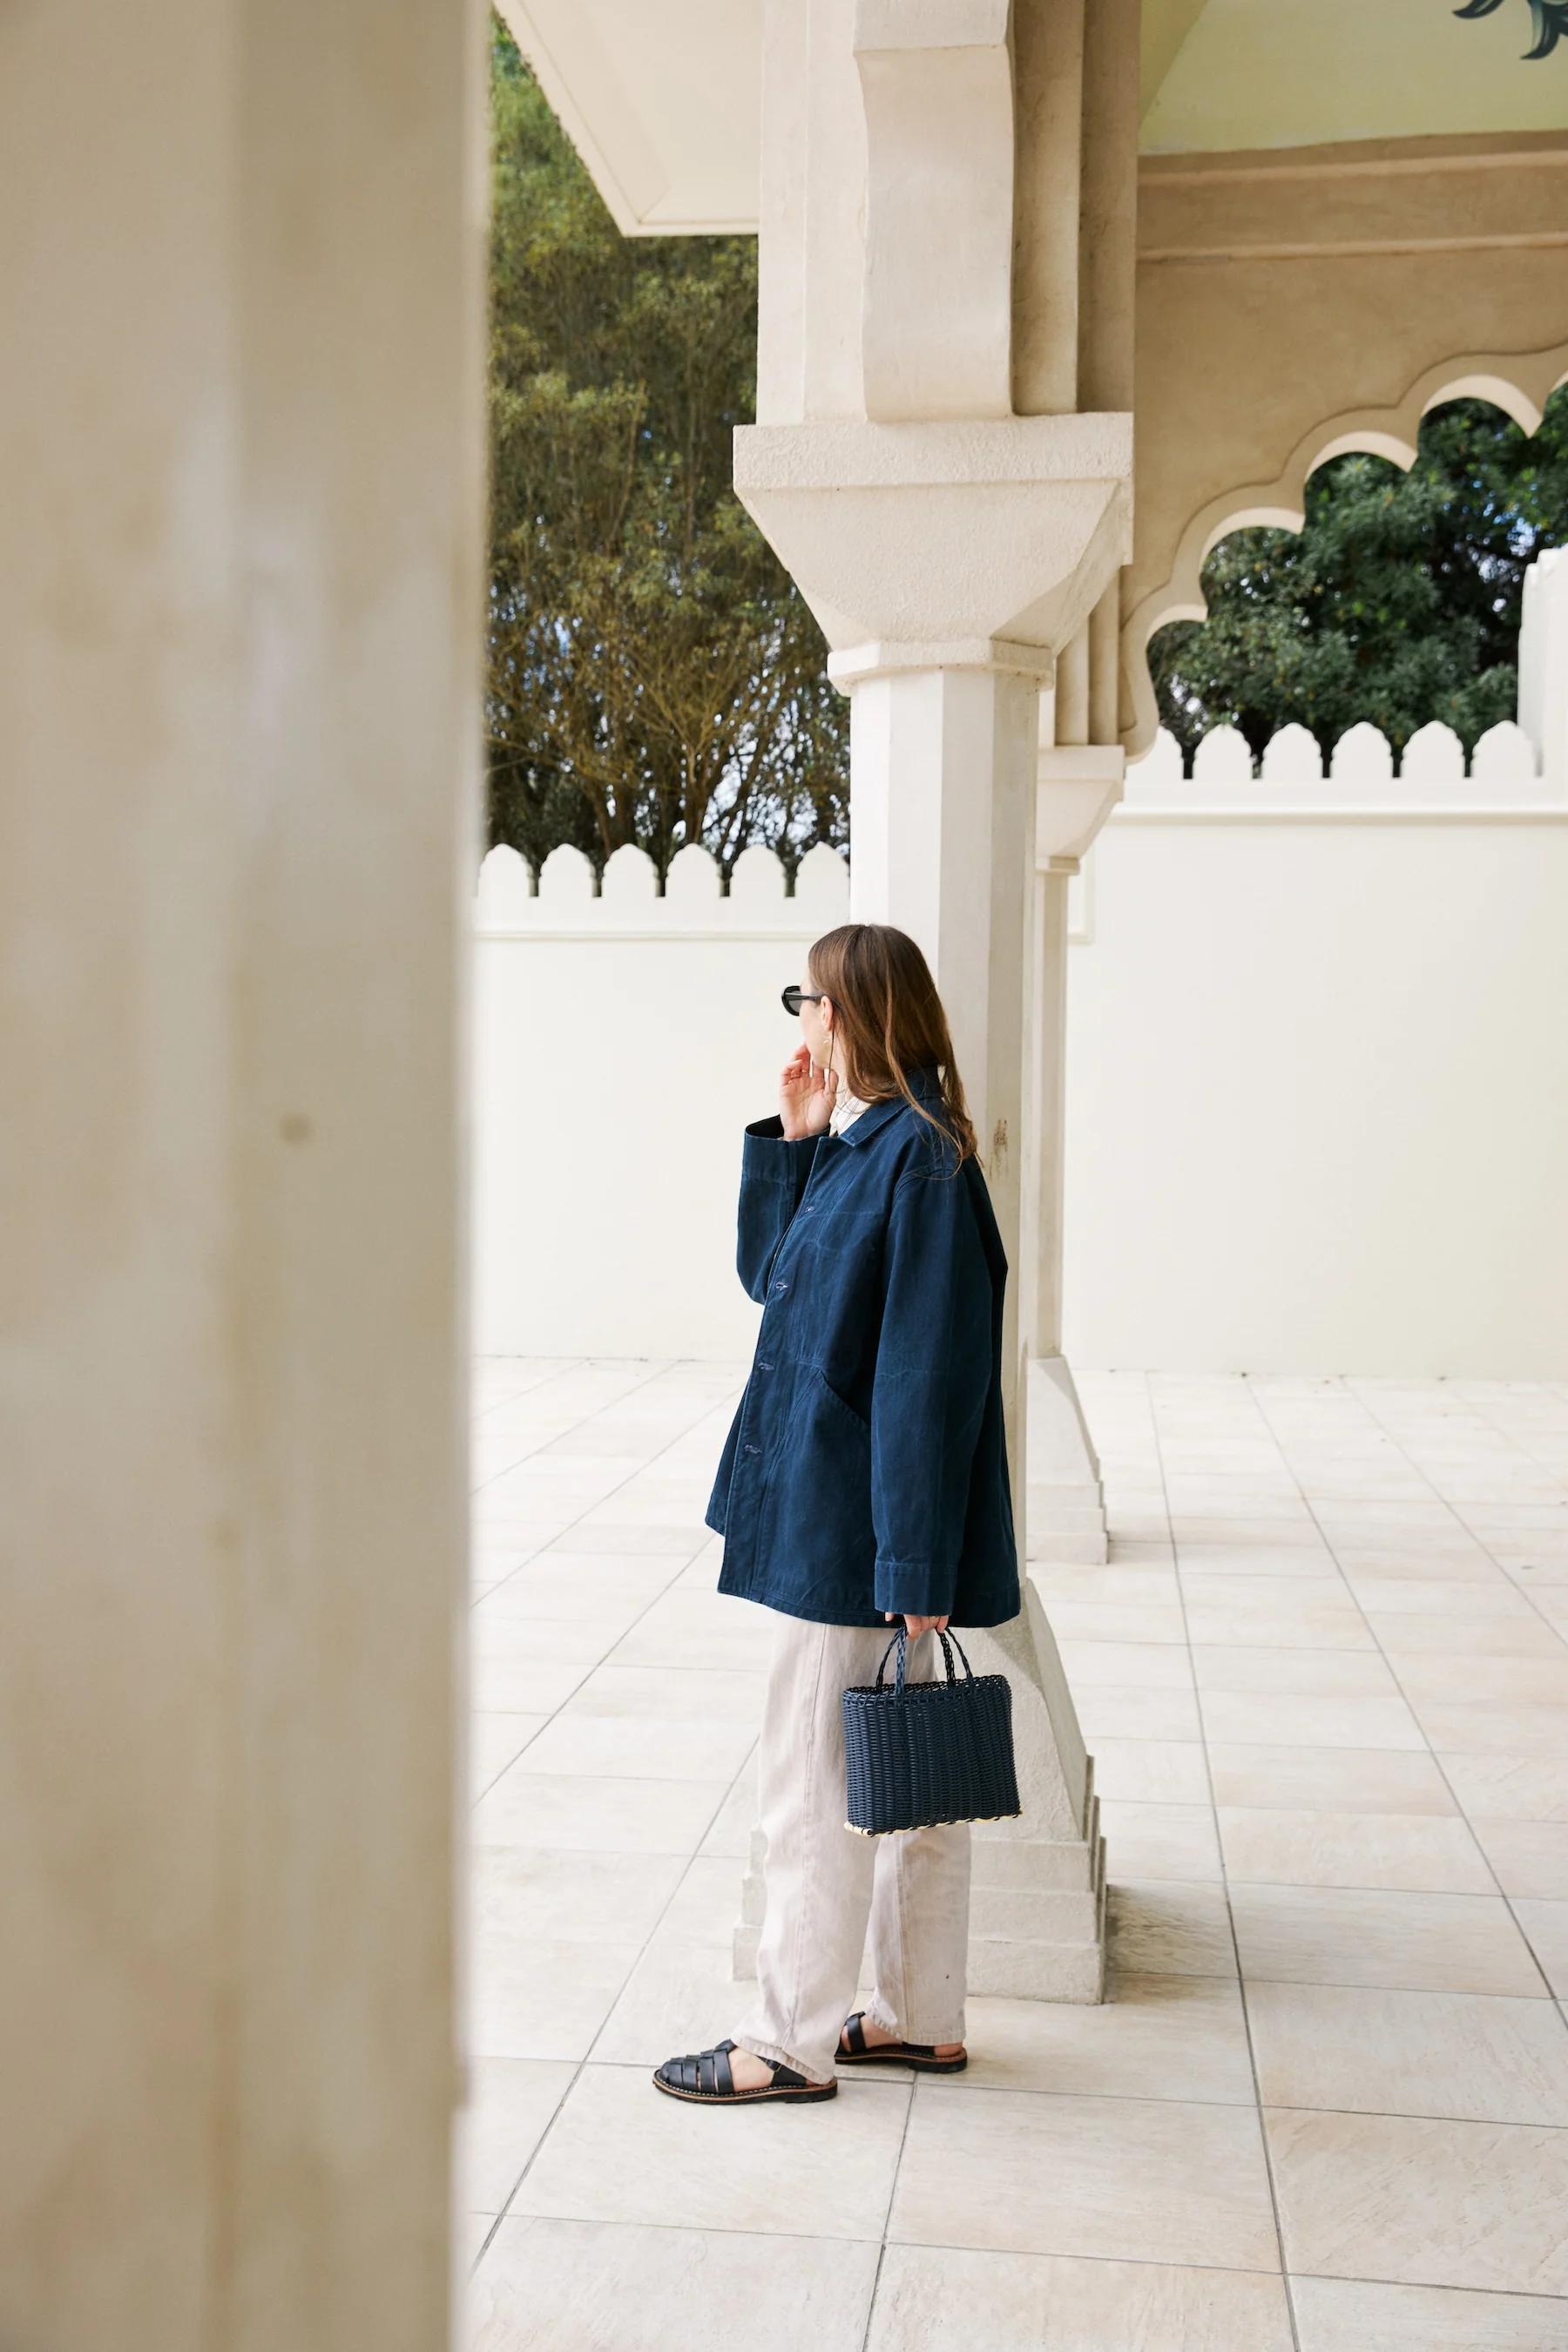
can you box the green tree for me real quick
[1152,388,1568,761]
[486,27,846,878]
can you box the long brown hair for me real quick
[806,924,980,1169]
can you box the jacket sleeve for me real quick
[735,1114,822,1304]
[869,1162,992,1619]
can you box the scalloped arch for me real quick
[1121,344,1568,757]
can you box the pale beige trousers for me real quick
[732,1612,972,2087]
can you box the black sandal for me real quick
[836,2011,968,2073]
[652,2038,838,2105]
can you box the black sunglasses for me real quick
[781,986,831,1017]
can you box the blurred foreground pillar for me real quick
[0,3,484,2346]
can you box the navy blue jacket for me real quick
[705,1062,1021,1628]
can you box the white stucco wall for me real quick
[473,723,1568,1379]
[1063,804,1568,1379]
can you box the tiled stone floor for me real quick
[462,1358,1568,2350]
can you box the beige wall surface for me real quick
[1125,132,1568,749]
[1064,813,1568,1379]
[472,801,1568,1381]
[1141,0,1568,152]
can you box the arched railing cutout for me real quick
[1122,347,1568,757]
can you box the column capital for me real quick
[1037,743,1126,864]
[829,636,1055,689]
[734,412,1132,671]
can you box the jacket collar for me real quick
[836,1061,945,1149]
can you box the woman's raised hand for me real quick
[780,1042,837,1140]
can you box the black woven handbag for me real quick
[841,1625,1022,1835]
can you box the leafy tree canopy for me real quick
[1152,387,1568,762]
[486,24,846,877]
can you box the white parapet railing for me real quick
[475,836,850,936]
[1119,716,1567,818]
[1123,544,1568,821]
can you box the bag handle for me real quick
[874,1623,976,1696]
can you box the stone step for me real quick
[1027,1526,1111,1564]
[1025,1493,1107,1531]
[970,1823,1100,1893]
[968,1883,1102,1944]
[967,1923,1108,2003]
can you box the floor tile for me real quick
[467,1933,641,2061]
[1412,1702,1568,1755]
[1036,1601,1188,1645]
[1267,2105,1568,2295]
[655,1852,754,1943]
[610,1590,775,1671]
[1191,1646,1398,1697]
[1057,1639,1196,1688]
[1106,1880,1238,1977]
[470,1842,686,1946]
[1198,1690,1426,1751]
[458,2057,577,2211]
[1346,1578,1535,1619]
[1032,1568,1182,1606]
[866,2244,1293,2352]
[1181,1600,1375,1651]
[1173,1547,1338,1578]
[470,2217,881,2352]
[1172,1517,1323,1547]
[1207,1744,1457,1815]
[1087,1740,1211,1803]
[1229,1885,1549,1996]
[1469,1818,1568,1897]
[1511,1899,1568,1996]
[1334,1548,1507,1584]
[515,1711,759,1784]
[470,1769,729,1854]
[1291,2273,1568,2351]
[469,1713,548,1798]
[587,1928,754,2068]
[463,1362,1568,2349]
[1247,1980,1568,2123]
[1394,1654,1568,1707]
[561,1662,767,1721]
[1097,1800,1223,1882]
[963,1971,1255,2104]
[470,1616,619,1713]
[1218,1806,1492,1893]
[1438,1752,1568,1823]
[472,1560,681,1623]
[1367,1612,1558,1656]
[511,2063,909,2240]
[696,1756,758,1856]
[889,2083,1279,2270]
[1074,1686,1204,1740]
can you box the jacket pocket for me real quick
[763,1362,877,1588]
[812,1362,870,1440]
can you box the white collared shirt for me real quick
[828,1077,873,1139]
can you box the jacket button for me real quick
[757,1358,773,1370]
[743,1443,760,1455]
[774,1279,789,1293]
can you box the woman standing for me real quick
[654,923,1021,2108]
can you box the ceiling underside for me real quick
[501,0,1568,235]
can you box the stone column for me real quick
[0,3,483,2347]
[1024,0,1141,1568]
[1027,737,1125,1567]
[730,0,1135,2001]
